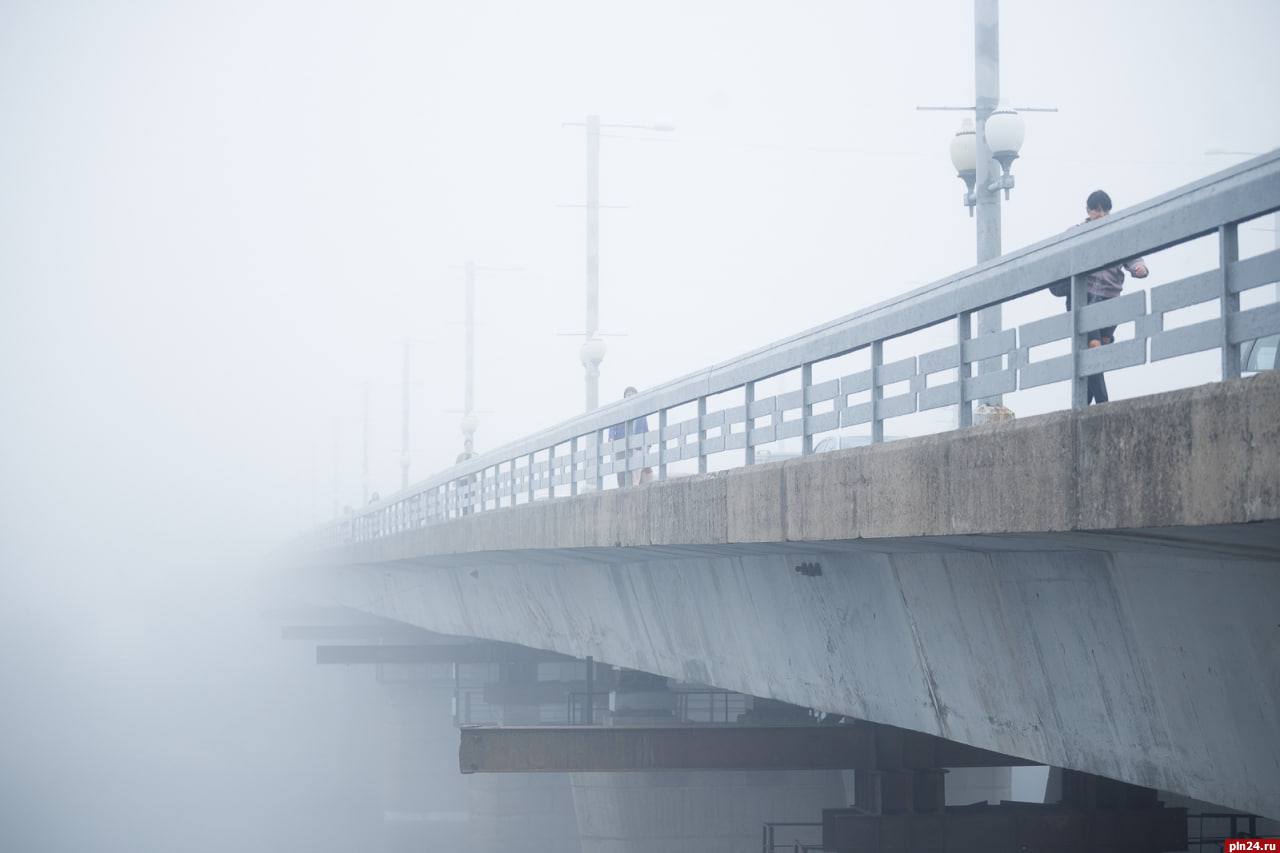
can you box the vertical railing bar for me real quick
[594,428,604,492]
[570,436,579,496]
[870,340,884,443]
[1071,272,1089,409]
[526,451,535,504]
[658,408,668,480]
[958,310,973,428]
[744,381,756,465]
[1220,222,1241,380]
[622,411,633,487]
[801,362,814,455]
[547,445,556,500]
[697,396,708,475]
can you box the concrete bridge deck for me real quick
[308,373,1280,817]
[328,372,1278,561]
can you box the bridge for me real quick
[294,151,1280,835]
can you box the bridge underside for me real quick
[305,376,1280,818]
[317,523,1279,818]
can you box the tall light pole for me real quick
[451,261,521,455]
[401,339,411,491]
[361,381,370,505]
[464,260,476,450]
[331,415,340,517]
[586,115,601,363]
[563,115,674,411]
[922,0,1053,408]
[973,0,1001,270]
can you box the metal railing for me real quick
[318,151,1280,548]
[761,822,824,853]
[1187,811,1263,851]
[674,689,747,724]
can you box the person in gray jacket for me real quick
[1072,190,1150,404]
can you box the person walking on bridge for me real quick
[1055,190,1150,404]
[609,386,653,487]
[455,438,477,516]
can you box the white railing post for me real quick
[1220,223,1241,380]
[622,412,633,487]
[570,436,579,496]
[658,408,668,480]
[547,446,556,499]
[594,428,604,492]
[870,341,884,443]
[957,312,973,427]
[1070,273,1090,409]
[697,396,708,474]
[526,451,535,504]
[801,363,814,455]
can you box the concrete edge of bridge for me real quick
[312,370,1280,564]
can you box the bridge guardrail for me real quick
[317,151,1280,549]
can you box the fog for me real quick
[1,1,1278,850]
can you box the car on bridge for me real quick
[1243,334,1278,373]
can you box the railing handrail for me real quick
[323,149,1280,541]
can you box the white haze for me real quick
[1,1,1278,850]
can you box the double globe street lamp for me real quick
[949,109,1027,215]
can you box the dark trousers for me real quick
[1084,291,1117,406]
[1087,371,1109,405]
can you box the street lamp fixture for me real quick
[579,336,607,368]
[950,110,1026,215]
[460,412,480,442]
[950,118,978,215]
[985,108,1025,199]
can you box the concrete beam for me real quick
[282,624,439,641]
[458,724,1035,774]
[316,643,573,665]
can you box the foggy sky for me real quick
[1,2,1278,851]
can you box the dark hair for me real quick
[623,386,638,396]
[1086,190,1112,213]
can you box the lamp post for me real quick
[361,380,370,505]
[924,0,1053,408]
[401,340,411,490]
[563,115,675,411]
[399,337,433,491]
[450,261,522,457]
